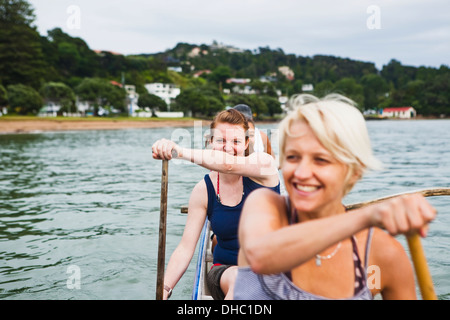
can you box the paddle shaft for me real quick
[156,159,169,300]
[407,233,438,300]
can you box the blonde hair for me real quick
[279,93,382,195]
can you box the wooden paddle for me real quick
[407,233,437,300]
[156,159,169,300]
[155,150,178,300]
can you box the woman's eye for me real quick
[315,157,330,164]
[286,155,298,161]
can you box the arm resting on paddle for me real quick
[152,138,278,185]
[238,189,436,275]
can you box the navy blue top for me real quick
[204,174,280,265]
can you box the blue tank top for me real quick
[204,174,280,265]
[234,196,374,300]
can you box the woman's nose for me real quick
[223,141,234,152]
[294,159,313,179]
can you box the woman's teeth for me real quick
[295,184,319,192]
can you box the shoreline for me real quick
[1,116,447,134]
[0,117,205,134]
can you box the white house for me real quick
[144,83,180,110]
[168,66,182,73]
[38,101,60,117]
[278,66,295,81]
[226,78,251,84]
[231,85,256,95]
[39,100,83,117]
[302,84,314,92]
[382,107,417,119]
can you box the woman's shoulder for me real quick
[190,178,208,201]
[249,185,283,197]
[188,179,209,211]
[369,227,408,265]
[244,187,286,211]
[245,175,280,190]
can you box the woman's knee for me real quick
[220,266,238,292]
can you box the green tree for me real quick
[313,80,334,97]
[75,78,126,114]
[138,92,167,111]
[0,0,47,88]
[57,42,81,76]
[173,84,224,116]
[7,83,43,114]
[45,28,99,79]
[0,84,7,106]
[261,96,282,117]
[361,74,389,110]
[381,59,417,89]
[333,77,364,108]
[422,73,450,116]
[226,94,270,118]
[40,82,76,113]
[209,66,232,88]
[174,87,209,116]
[226,94,254,109]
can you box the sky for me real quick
[28,0,450,70]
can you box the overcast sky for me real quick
[28,0,450,70]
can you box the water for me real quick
[0,120,449,300]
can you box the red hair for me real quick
[210,109,249,141]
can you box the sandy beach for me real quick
[0,118,203,134]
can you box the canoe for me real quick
[192,219,214,300]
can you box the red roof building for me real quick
[110,80,123,88]
[382,107,416,118]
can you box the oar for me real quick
[407,233,438,300]
[156,159,169,300]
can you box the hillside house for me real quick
[144,83,180,110]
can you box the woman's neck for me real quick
[217,171,241,183]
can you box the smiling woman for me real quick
[151,108,280,300]
[235,93,437,300]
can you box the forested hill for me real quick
[151,42,379,83]
[1,0,449,117]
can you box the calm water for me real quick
[0,120,449,300]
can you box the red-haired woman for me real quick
[152,109,280,299]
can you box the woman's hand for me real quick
[152,139,182,160]
[366,193,437,237]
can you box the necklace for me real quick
[216,172,244,204]
[315,241,342,266]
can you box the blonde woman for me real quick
[234,94,436,300]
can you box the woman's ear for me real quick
[344,166,363,195]
[350,167,363,184]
